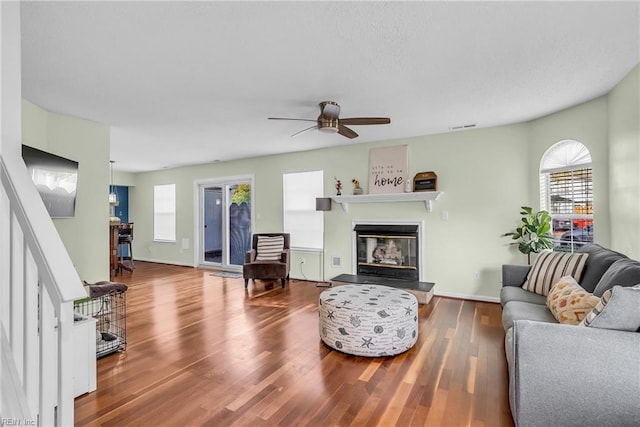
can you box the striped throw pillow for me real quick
[580,284,640,331]
[255,235,285,261]
[522,251,589,296]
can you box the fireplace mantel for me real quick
[332,191,443,212]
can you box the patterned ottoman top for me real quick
[319,284,416,311]
[318,284,418,357]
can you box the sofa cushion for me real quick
[546,276,600,325]
[593,257,640,297]
[576,244,628,293]
[500,286,547,306]
[580,285,640,332]
[255,235,285,261]
[502,301,557,330]
[522,251,589,296]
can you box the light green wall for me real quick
[19,64,639,300]
[113,170,136,187]
[131,123,530,300]
[129,66,640,300]
[528,95,611,247]
[22,100,110,282]
[608,65,640,259]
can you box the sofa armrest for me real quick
[508,320,640,426]
[502,264,531,287]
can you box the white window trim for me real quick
[540,141,594,253]
[192,174,255,268]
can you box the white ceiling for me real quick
[20,1,640,173]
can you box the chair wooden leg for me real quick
[281,278,285,288]
[244,278,249,288]
[128,241,135,270]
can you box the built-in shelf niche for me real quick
[331,191,443,212]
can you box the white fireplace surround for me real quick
[351,219,425,281]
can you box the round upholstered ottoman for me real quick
[318,284,419,357]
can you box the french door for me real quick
[197,176,253,270]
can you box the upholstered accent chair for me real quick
[243,233,290,288]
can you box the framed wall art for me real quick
[368,145,408,194]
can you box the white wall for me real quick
[1,1,22,157]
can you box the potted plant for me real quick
[503,206,554,264]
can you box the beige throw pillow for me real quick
[523,251,589,296]
[546,276,600,325]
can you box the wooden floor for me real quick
[75,262,514,426]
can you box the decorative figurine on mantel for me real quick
[334,177,343,195]
[352,178,363,195]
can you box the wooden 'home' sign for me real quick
[368,145,408,194]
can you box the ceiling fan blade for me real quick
[291,124,318,137]
[340,117,391,126]
[268,117,316,122]
[338,124,358,139]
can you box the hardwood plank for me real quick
[74,261,514,426]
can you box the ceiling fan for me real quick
[268,101,391,139]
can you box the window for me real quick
[283,170,324,250]
[154,184,176,242]
[540,140,593,252]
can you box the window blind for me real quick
[283,170,323,250]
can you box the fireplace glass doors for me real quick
[355,224,419,281]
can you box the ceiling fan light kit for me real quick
[269,101,391,139]
[318,117,339,133]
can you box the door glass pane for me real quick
[228,183,251,266]
[204,187,223,263]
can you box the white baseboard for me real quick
[128,263,501,303]
[132,257,195,268]
[292,277,500,304]
[434,290,500,304]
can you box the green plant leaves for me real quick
[504,206,554,256]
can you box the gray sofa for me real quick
[501,244,640,427]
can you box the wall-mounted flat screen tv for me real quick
[21,145,79,218]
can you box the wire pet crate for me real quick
[74,281,128,358]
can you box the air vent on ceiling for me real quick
[449,123,477,131]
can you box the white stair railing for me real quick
[0,152,87,426]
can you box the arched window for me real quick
[540,140,593,252]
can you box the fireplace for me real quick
[332,220,433,304]
[354,224,419,282]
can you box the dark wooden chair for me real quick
[243,233,290,288]
[117,223,134,272]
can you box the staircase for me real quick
[0,152,87,426]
